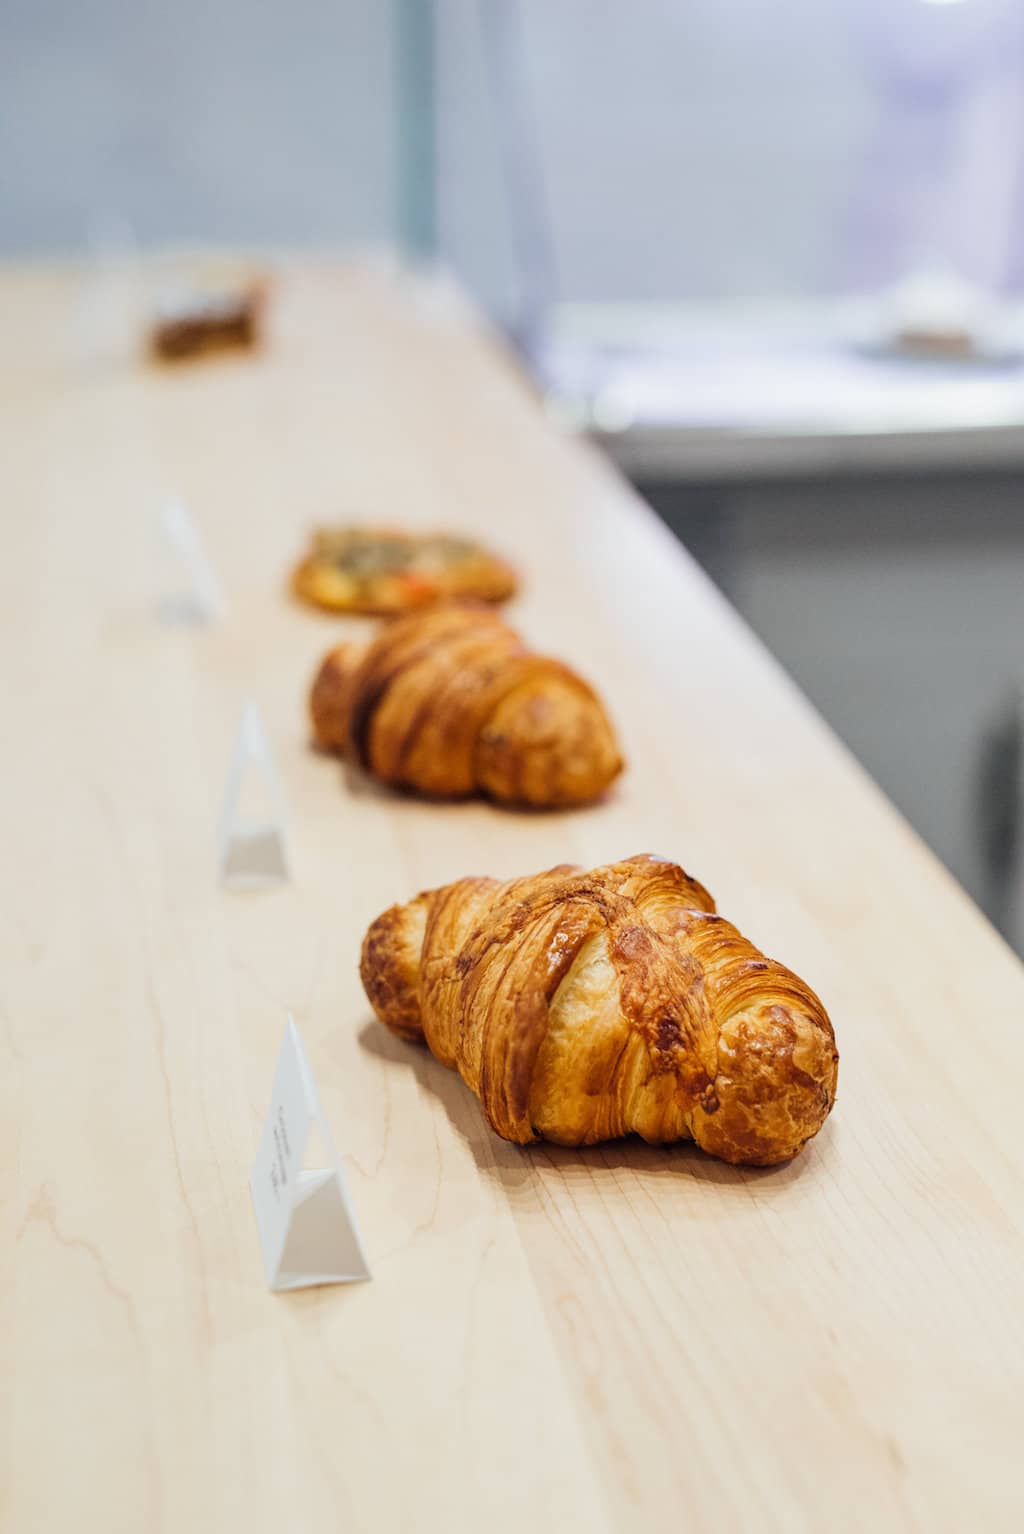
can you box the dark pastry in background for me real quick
[151,270,266,361]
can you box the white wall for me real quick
[435,0,872,317]
[0,0,396,253]
[7,1,1023,308]
[2,0,874,308]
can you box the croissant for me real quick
[361,855,838,1166]
[310,603,623,808]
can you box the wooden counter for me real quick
[2,261,1023,1533]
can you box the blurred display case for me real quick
[404,0,1024,481]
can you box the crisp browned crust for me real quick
[291,526,518,615]
[309,603,623,808]
[359,895,431,1043]
[360,855,838,1166]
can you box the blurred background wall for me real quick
[0,0,396,254]
[3,0,1024,949]
[7,0,1022,310]
[435,0,871,319]
[1,0,868,305]
[7,1,1020,306]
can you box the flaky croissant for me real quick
[310,603,622,807]
[361,855,838,1166]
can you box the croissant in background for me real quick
[361,855,838,1166]
[310,603,623,808]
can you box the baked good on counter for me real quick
[361,854,838,1166]
[150,268,266,361]
[292,526,517,615]
[309,603,622,808]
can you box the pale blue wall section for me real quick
[4,4,1019,301]
[0,0,396,253]
[435,0,873,311]
[1,0,870,296]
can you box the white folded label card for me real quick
[218,703,289,890]
[250,1017,371,1291]
[158,495,224,624]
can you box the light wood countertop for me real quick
[2,260,1022,1533]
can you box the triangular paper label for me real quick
[158,495,224,624]
[250,1017,371,1291]
[219,704,289,890]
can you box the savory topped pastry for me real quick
[361,854,839,1166]
[291,526,518,615]
[309,603,623,808]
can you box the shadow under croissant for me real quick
[357,1020,824,1198]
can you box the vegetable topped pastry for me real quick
[291,525,517,615]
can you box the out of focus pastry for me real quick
[150,266,266,361]
[877,269,994,362]
[292,526,517,615]
[309,602,622,807]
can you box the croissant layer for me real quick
[310,604,622,807]
[361,855,838,1166]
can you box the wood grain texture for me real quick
[1,259,1023,1533]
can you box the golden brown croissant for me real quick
[361,855,838,1166]
[310,603,623,808]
